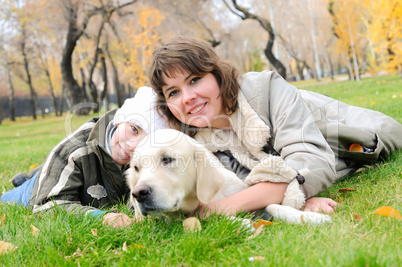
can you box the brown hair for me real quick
[148,36,240,132]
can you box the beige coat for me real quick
[194,71,402,209]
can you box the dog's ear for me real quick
[125,163,139,190]
[194,145,225,204]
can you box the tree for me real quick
[330,0,365,81]
[366,0,402,77]
[223,0,286,79]
[60,0,137,115]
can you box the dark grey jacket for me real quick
[28,109,131,214]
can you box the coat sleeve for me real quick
[246,71,337,199]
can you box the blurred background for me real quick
[0,0,400,120]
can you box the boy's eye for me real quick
[131,126,138,134]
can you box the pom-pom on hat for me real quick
[113,86,167,134]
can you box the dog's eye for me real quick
[134,166,139,172]
[161,156,175,166]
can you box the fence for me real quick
[0,94,125,118]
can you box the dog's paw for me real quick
[266,204,331,225]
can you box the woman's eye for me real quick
[168,90,179,98]
[190,77,201,84]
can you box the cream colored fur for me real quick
[126,129,247,220]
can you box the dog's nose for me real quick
[132,185,152,202]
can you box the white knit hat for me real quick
[113,86,168,134]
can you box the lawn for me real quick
[0,75,401,266]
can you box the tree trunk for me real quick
[45,69,59,116]
[60,4,90,115]
[59,85,66,116]
[226,0,287,79]
[21,36,37,120]
[6,67,16,121]
[99,49,110,111]
[346,14,360,81]
[0,99,3,124]
[105,39,125,107]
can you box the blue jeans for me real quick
[1,173,38,208]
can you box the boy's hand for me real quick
[303,197,337,214]
[102,212,133,228]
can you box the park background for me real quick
[0,0,400,120]
[0,0,401,266]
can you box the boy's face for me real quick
[111,122,146,165]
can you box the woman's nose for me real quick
[182,88,197,104]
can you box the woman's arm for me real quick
[201,182,287,217]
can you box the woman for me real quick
[148,36,402,217]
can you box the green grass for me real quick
[1,76,401,266]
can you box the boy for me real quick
[1,87,167,227]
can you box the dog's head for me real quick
[126,129,227,218]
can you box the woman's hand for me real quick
[102,212,133,228]
[303,197,337,214]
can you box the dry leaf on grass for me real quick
[248,256,265,262]
[91,229,98,237]
[2,186,5,195]
[29,164,38,171]
[0,214,5,226]
[183,217,201,233]
[122,241,128,252]
[339,188,357,193]
[0,241,17,255]
[73,248,83,257]
[252,219,272,229]
[373,206,402,220]
[30,224,40,236]
[354,213,362,222]
[247,224,264,240]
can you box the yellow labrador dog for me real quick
[127,129,331,225]
[126,129,247,219]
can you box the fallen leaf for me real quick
[248,256,265,262]
[247,224,264,240]
[252,219,272,229]
[73,248,83,257]
[134,244,144,249]
[300,215,305,225]
[2,186,5,195]
[354,213,362,222]
[354,167,366,174]
[0,214,5,226]
[335,197,345,203]
[29,164,38,171]
[339,188,357,193]
[122,241,128,252]
[30,224,40,236]
[0,241,17,255]
[183,217,201,233]
[91,229,97,237]
[373,206,402,220]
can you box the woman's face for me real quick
[111,122,146,165]
[161,70,230,129]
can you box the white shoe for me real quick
[266,204,331,225]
